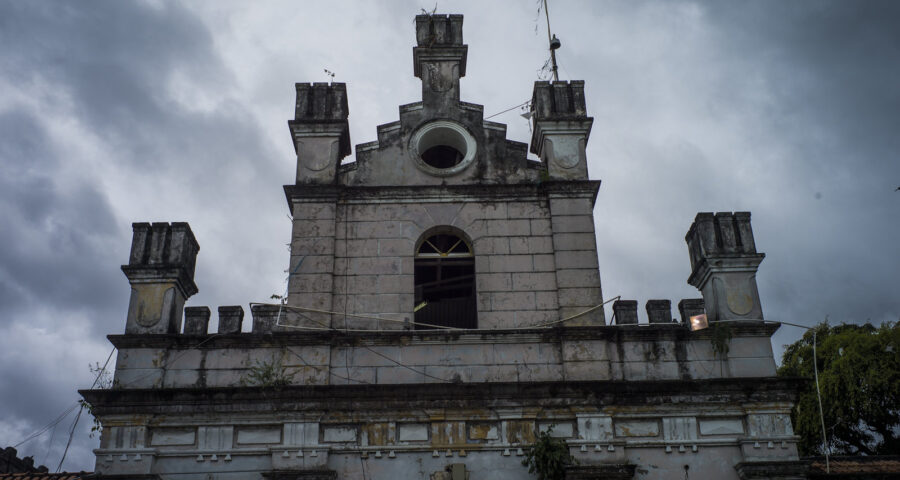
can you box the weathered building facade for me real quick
[82,14,808,480]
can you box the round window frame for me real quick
[409,120,477,177]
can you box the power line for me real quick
[13,402,79,448]
[55,345,116,472]
[485,100,531,120]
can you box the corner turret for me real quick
[685,212,765,322]
[414,14,467,112]
[530,81,594,180]
[289,82,351,184]
[121,222,199,334]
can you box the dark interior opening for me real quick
[421,145,464,169]
[414,233,476,329]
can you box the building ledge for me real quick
[81,377,805,415]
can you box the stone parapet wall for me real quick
[109,323,779,389]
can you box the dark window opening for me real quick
[421,145,464,169]
[414,233,476,329]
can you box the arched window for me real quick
[414,231,477,329]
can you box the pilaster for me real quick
[546,184,604,325]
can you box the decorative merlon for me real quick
[122,222,199,334]
[685,212,766,322]
[530,81,593,180]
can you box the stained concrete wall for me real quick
[87,381,801,480]
[110,324,778,389]
[285,183,605,331]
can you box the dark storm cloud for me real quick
[705,0,900,168]
[1,0,898,473]
[701,0,900,326]
[0,108,122,317]
[581,0,900,339]
[0,1,283,469]
[0,1,219,147]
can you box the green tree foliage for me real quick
[777,321,900,455]
[522,428,575,480]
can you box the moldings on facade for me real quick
[84,12,805,480]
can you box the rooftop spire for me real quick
[413,14,468,111]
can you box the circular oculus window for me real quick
[410,121,476,176]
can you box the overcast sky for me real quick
[1,0,898,472]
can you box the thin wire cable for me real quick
[90,346,117,389]
[342,202,351,383]
[13,402,79,448]
[116,335,220,388]
[55,405,82,473]
[41,414,60,465]
[703,318,830,473]
[285,347,368,385]
[267,295,618,333]
[812,329,830,473]
[485,100,531,120]
[361,345,453,383]
[268,303,461,331]
[279,303,453,383]
[543,0,559,81]
[13,346,115,449]
[54,345,116,472]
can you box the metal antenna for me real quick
[543,0,561,81]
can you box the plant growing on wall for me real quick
[522,428,575,480]
[709,321,733,357]
[240,358,295,388]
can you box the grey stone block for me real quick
[489,254,533,273]
[292,202,336,221]
[552,232,597,252]
[508,236,530,254]
[550,215,595,233]
[356,220,408,239]
[556,269,600,288]
[251,304,283,333]
[549,197,594,216]
[677,298,705,324]
[491,291,536,311]
[287,273,334,293]
[557,287,602,307]
[530,218,553,236]
[527,236,555,254]
[507,202,547,219]
[456,202,507,222]
[562,340,608,362]
[291,236,335,256]
[377,238,413,256]
[290,255,335,274]
[217,305,244,334]
[554,250,599,270]
[533,254,556,271]
[183,306,210,335]
[486,219,530,237]
[511,272,557,291]
[476,273,512,292]
[612,300,638,325]
[292,218,336,238]
[646,299,673,324]
[535,291,559,310]
[473,236,510,255]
